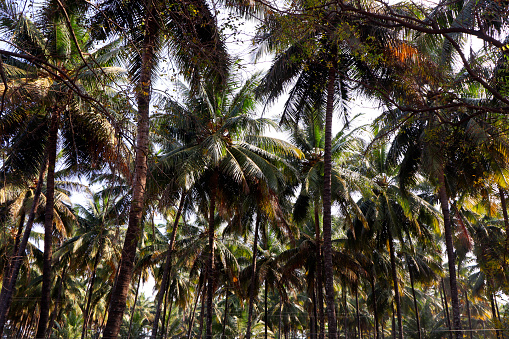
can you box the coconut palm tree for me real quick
[0,1,129,335]
[153,72,301,337]
[349,139,441,339]
[89,0,232,333]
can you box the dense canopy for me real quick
[0,0,509,338]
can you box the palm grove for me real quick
[0,0,509,338]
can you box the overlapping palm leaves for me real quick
[150,73,301,337]
[0,1,129,335]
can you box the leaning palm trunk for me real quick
[437,168,462,339]
[152,193,186,339]
[102,6,156,338]
[0,155,47,336]
[245,213,261,339]
[36,109,60,339]
[388,230,403,339]
[323,61,338,339]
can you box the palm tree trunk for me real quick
[355,287,362,339]
[441,278,453,339]
[187,280,203,339]
[409,265,421,339]
[221,291,229,338]
[163,291,173,338]
[36,108,60,339]
[10,211,25,271]
[388,230,403,339]
[490,293,501,339]
[437,168,462,339]
[315,203,325,339]
[371,276,379,339]
[102,4,156,337]
[246,213,261,339]
[391,304,396,339]
[465,290,473,339]
[278,300,282,339]
[152,193,186,339]
[163,295,173,339]
[206,171,218,339]
[323,61,338,339]
[311,280,317,339]
[265,278,268,339]
[82,239,103,339]
[343,287,348,339]
[127,273,142,339]
[47,265,67,339]
[199,289,206,338]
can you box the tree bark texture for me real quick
[102,5,155,337]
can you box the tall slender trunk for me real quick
[499,187,509,268]
[199,288,206,338]
[371,276,379,339]
[47,265,67,339]
[221,291,229,338]
[388,230,403,339]
[278,300,282,339]
[491,293,501,339]
[311,280,317,339]
[437,169,462,339]
[381,313,385,339]
[187,280,203,339]
[36,108,60,339]
[10,211,25,271]
[152,193,186,338]
[441,278,452,339]
[102,5,155,338]
[265,278,268,339]
[355,288,362,339]
[127,273,142,339]
[408,264,421,339]
[391,304,396,339]
[343,287,348,339]
[163,295,174,339]
[323,61,338,339]
[206,171,218,338]
[82,239,103,339]
[315,204,325,339]
[465,290,473,339]
[246,213,261,339]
